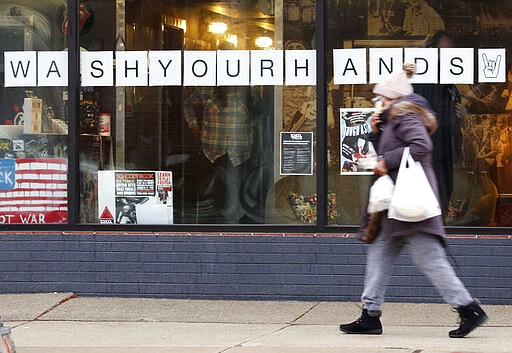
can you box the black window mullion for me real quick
[66,0,80,226]
[316,0,328,229]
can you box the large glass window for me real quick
[327,0,512,227]
[0,0,68,225]
[78,0,318,225]
[2,0,512,230]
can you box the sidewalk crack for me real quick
[290,301,320,325]
[33,292,78,321]
[9,293,78,329]
[218,302,321,353]
[216,323,290,353]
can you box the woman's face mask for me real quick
[382,96,397,109]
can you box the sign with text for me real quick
[332,47,505,85]
[333,48,367,85]
[250,50,284,86]
[148,50,182,86]
[98,170,173,225]
[404,48,438,84]
[285,49,316,85]
[115,51,148,87]
[369,48,403,83]
[280,132,313,175]
[183,50,217,86]
[80,51,114,87]
[217,50,250,86]
[0,158,68,224]
[2,48,508,87]
[0,159,15,190]
[340,108,378,175]
[440,48,474,84]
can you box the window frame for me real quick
[1,0,510,235]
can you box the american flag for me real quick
[0,158,68,224]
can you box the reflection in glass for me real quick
[78,0,317,225]
[327,0,512,227]
[0,0,68,225]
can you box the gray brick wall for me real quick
[0,233,510,304]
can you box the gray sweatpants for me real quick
[361,232,474,314]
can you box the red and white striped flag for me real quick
[0,158,68,224]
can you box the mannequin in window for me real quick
[184,84,254,223]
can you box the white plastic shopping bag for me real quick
[388,147,441,222]
[367,175,395,213]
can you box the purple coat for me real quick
[361,93,446,244]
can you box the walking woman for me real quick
[339,64,488,338]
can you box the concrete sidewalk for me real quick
[1,293,511,353]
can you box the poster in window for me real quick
[98,170,173,224]
[280,131,313,175]
[340,108,379,175]
[0,158,68,224]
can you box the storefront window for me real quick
[2,0,512,230]
[78,0,318,225]
[327,0,512,227]
[0,0,68,225]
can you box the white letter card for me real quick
[217,50,250,86]
[38,51,68,86]
[440,48,474,84]
[81,51,114,87]
[116,51,148,86]
[184,51,216,86]
[404,48,438,84]
[251,50,283,85]
[4,51,37,87]
[333,49,367,85]
[149,50,182,86]
[285,50,316,86]
[369,48,403,83]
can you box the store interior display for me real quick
[1,0,512,227]
[327,0,512,227]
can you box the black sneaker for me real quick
[449,302,488,338]
[340,309,383,334]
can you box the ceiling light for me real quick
[255,36,273,48]
[226,34,238,47]
[208,22,227,34]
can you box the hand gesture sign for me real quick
[483,53,501,79]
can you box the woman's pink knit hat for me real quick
[373,63,416,99]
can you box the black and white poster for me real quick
[340,108,379,174]
[280,132,313,175]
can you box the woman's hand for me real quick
[370,113,383,134]
[373,159,388,175]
